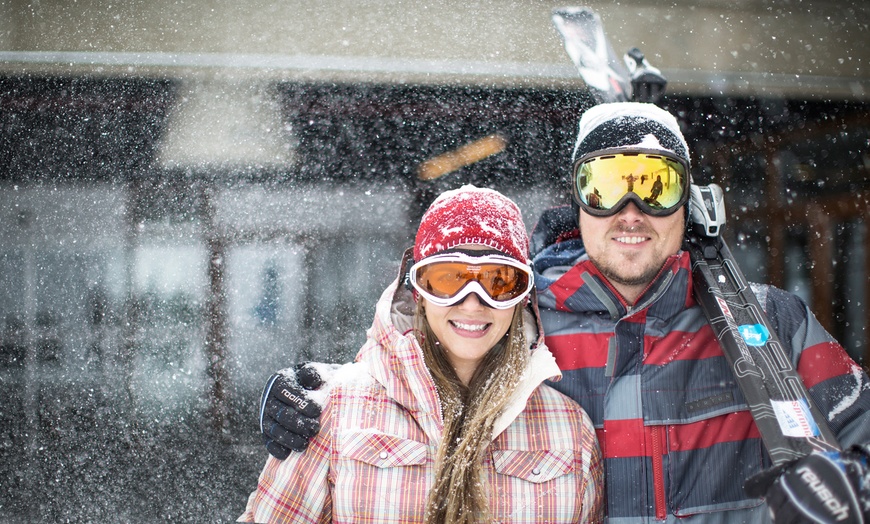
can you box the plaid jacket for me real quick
[534,239,870,523]
[240,278,604,523]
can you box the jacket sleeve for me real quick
[239,401,334,523]
[760,284,870,448]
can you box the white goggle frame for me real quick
[408,252,534,310]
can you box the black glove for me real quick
[259,363,325,459]
[745,444,870,523]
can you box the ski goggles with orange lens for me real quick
[572,148,690,217]
[409,252,534,310]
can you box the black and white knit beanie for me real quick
[572,102,691,168]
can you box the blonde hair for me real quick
[415,300,529,523]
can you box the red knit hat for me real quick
[414,185,530,263]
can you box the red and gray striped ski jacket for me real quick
[534,237,870,523]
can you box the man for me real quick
[644,175,663,207]
[258,102,870,522]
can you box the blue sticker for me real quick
[738,324,770,347]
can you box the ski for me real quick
[687,185,841,464]
[551,7,630,104]
[551,7,667,105]
[551,6,841,464]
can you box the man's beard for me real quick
[589,252,664,289]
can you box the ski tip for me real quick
[552,6,598,19]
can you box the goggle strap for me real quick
[400,249,416,292]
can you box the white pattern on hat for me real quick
[574,101,690,164]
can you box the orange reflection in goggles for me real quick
[415,262,530,302]
[576,153,686,211]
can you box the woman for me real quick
[240,185,603,523]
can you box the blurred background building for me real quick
[0,0,868,521]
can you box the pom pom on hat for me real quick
[573,102,690,167]
[414,185,530,263]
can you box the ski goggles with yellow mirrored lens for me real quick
[409,252,534,310]
[572,148,690,217]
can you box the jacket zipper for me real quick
[651,425,666,520]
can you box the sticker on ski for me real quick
[771,398,822,438]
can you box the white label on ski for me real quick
[771,398,821,438]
